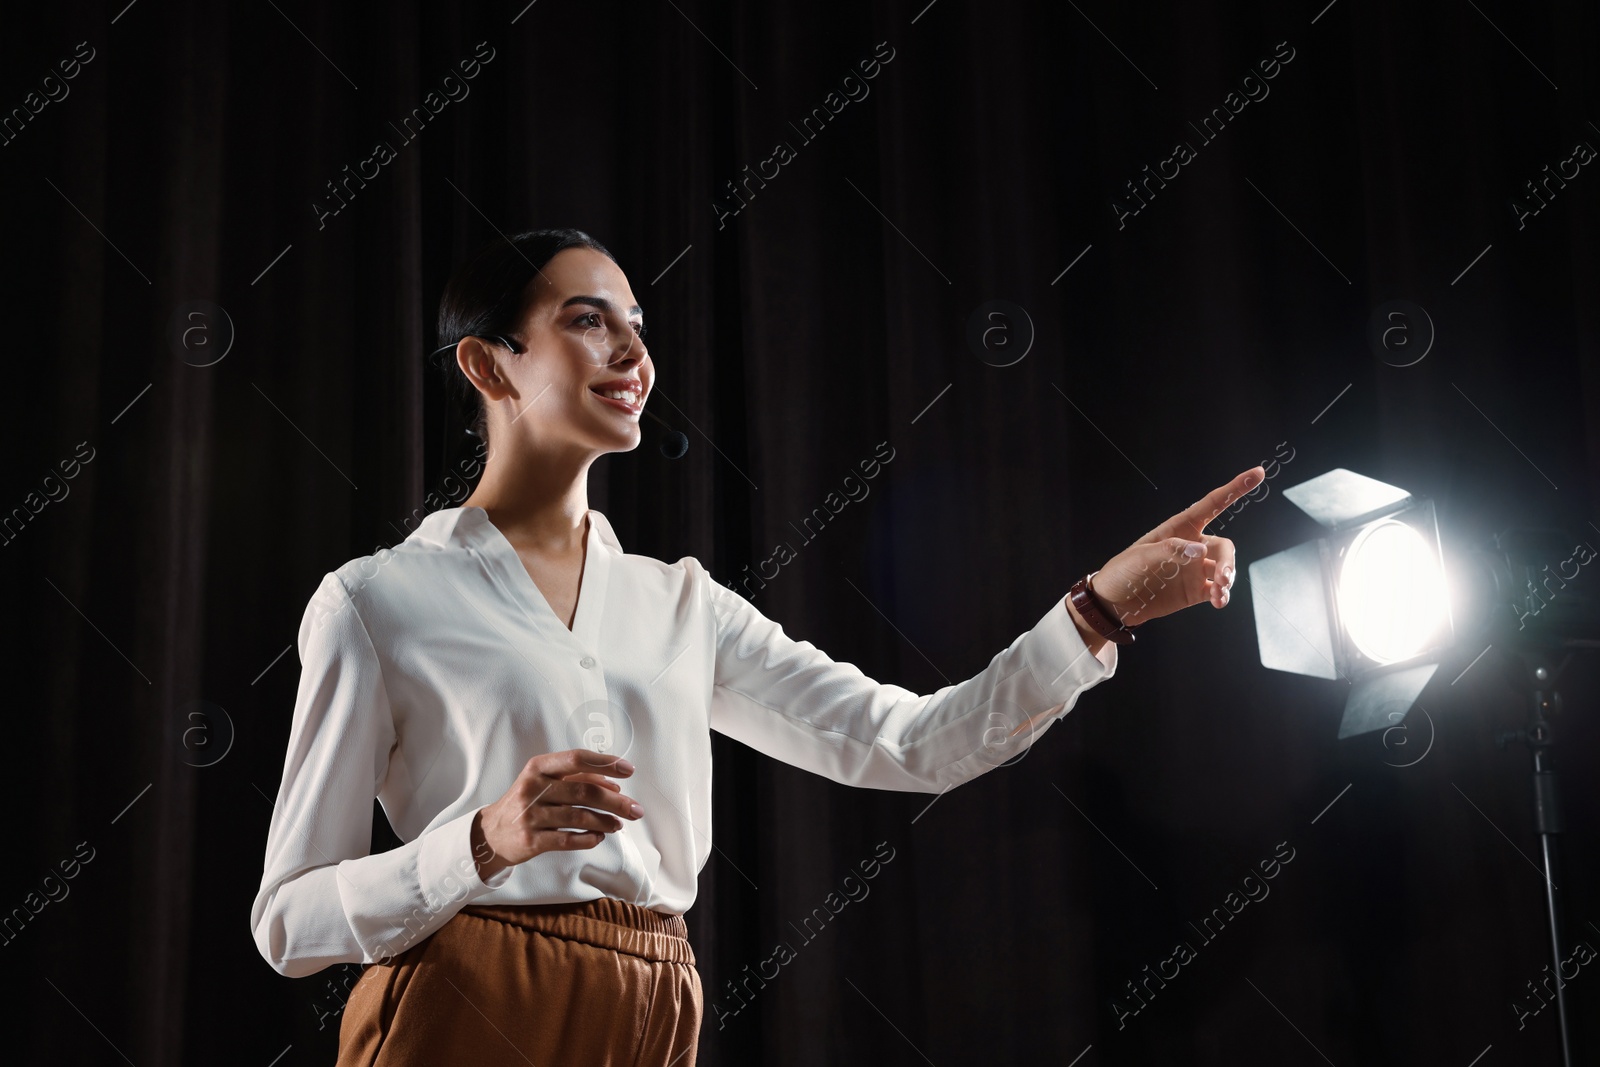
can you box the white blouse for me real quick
[250,505,1117,978]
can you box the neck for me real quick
[461,433,595,549]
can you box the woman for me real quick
[250,227,1260,1066]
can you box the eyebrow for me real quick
[559,295,643,319]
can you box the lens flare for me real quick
[1338,520,1449,665]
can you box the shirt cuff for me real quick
[1022,595,1118,702]
[416,807,514,910]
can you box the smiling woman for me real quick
[251,225,1259,1067]
[428,228,647,448]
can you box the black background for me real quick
[1,1,1597,1064]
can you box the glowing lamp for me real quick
[1248,469,1454,738]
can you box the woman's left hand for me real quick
[1087,465,1266,629]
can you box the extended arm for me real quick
[704,465,1263,793]
[706,572,1116,792]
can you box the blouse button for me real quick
[579,655,597,669]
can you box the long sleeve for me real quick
[250,572,511,978]
[706,577,1117,792]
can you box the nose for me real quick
[608,326,647,367]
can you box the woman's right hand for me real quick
[471,749,645,882]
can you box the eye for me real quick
[571,311,646,341]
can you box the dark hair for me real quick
[431,228,616,444]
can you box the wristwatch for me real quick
[1068,572,1135,645]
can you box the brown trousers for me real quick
[336,897,702,1066]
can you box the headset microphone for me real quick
[640,407,689,459]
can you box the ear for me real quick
[456,336,513,401]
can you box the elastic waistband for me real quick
[460,897,695,966]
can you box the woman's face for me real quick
[470,245,653,458]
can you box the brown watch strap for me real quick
[1069,572,1134,644]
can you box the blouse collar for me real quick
[412,505,619,650]
[412,505,623,555]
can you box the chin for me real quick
[597,428,643,453]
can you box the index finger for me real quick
[1146,466,1265,542]
[539,749,635,777]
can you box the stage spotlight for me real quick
[1251,469,1597,1066]
[1248,468,1454,739]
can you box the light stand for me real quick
[1469,525,1600,1067]
[1494,651,1577,1067]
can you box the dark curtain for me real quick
[3,0,1597,1064]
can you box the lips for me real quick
[589,379,644,415]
